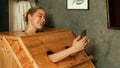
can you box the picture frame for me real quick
[106,0,120,29]
[67,0,88,9]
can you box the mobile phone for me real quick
[80,30,87,39]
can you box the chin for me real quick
[38,26,44,29]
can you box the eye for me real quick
[38,15,46,19]
[39,15,42,18]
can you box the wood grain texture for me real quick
[0,29,95,68]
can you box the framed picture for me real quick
[106,0,120,29]
[67,0,88,9]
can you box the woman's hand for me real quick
[48,35,89,62]
[71,36,89,53]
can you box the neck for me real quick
[24,22,37,34]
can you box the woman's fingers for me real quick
[71,36,89,53]
[83,37,89,47]
[73,35,81,42]
[79,36,89,47]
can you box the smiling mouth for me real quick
[39,22,45,26]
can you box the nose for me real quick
[42,15,45,20]
[40,17,45,24]
[40,16,45,21]
[42,17,45,22]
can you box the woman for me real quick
[24,6,89,62]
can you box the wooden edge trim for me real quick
[2,36,23,68]
[17,37,39,68]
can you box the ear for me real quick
[28,14,32,21]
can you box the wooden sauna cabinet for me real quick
[0,28,95,68]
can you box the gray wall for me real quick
[37,0,120,68]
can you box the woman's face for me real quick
[29,9,46,29]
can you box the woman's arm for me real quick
[48,36,89,62]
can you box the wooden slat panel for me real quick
[0,29,95,68]
[0,38,3,68]
[21,30,94,68]
[21,29,74,48]
[1,36,35,68]
[0,36,19,68]
[33,51,93,68]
